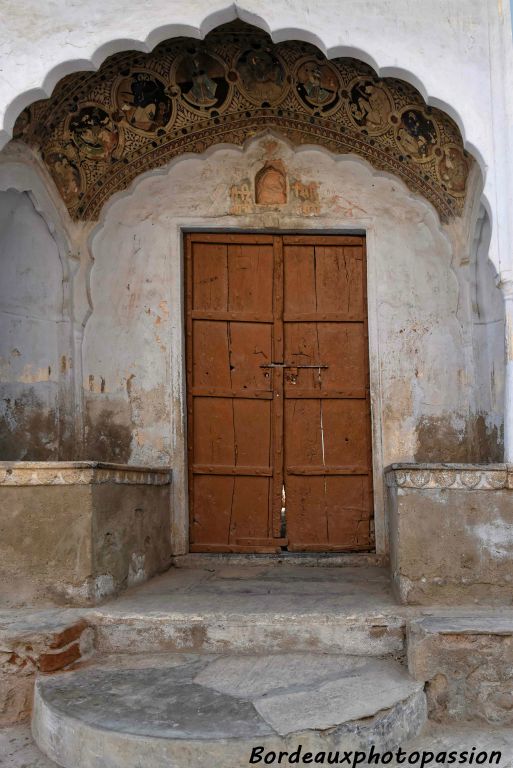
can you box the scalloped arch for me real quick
[11,17,477,223]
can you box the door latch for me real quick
[260,363,328,369]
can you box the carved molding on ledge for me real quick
[385,463,508,490]
[0,461,172,487]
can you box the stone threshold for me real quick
[172,552,388,567]
[0,461,172,486]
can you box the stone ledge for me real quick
[385,463,508,490]
[411,617,513,636]
[0,462,172,486]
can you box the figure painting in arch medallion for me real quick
[172,51,230,113]
[346,78,393,135]
[45,148,82,207]
[114,71,174,134]
[295,58,340,113]
[186,233,374,553]
[237,47,288,105]
[68,104,121,162]
[14,20,472,222]
[394,107,439,162]
[437,144,469,196]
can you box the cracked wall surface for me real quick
[0,189,73,461]
[0,133,504,554]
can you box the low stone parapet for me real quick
[0,461,172,607]
[407,616,513,725]
[385,463,513,605]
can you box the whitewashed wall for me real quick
[81,137,504,549]
[0,190,65,457]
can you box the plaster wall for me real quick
[468,211,505,448]
[82,136,503,551]
[0,190,68,459]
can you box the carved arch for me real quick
[14,20,473,223]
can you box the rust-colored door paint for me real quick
[186,233,373,553]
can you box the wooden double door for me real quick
[186,233,374,552]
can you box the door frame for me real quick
[168,216,385,556]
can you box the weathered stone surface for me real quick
[6,721,513,768]
[92,564,406,656]
[0,610,93,725]
[0,462,172,607]
[408,617,513,725]
[386,464,513,604]
[195,653,370,699]
[253,658,422,736]
[32,653,427,768]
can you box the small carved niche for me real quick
[255,161,287,205]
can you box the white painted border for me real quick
[165,216,386,555]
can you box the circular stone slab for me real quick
[33,653,427,768]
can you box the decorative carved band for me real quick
[13,21,471,223]
[385,464,508,490]
[0,462,171,486]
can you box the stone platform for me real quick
[91,563,406,656]
[32,652,426,768]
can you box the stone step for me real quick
[90,565,406,656]
[92,608,406,656]
[172,553,388,568]
[32,653,427,768]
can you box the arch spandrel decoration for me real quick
[13,21,472,222]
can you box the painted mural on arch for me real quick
[13,22,471,222]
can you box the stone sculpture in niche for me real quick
[255,161,287,205]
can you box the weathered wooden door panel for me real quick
[285,476,371,548]
[282,236,373,551]
[186,232,373,552]
[187,234,278,552]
